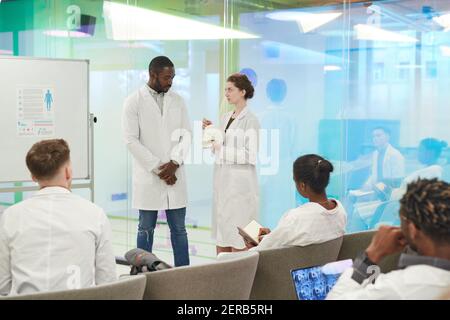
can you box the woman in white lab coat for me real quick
[203,73,260,254]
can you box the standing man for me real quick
[122,56,191,266]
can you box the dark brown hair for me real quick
[400,178,450,244]
[227,73,254,100]
[26,139,70,180]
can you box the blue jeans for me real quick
[137,207,190,267]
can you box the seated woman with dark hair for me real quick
[245,154,347,251]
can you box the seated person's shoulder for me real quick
[1,198,35,218]
[283,205,309,218]
[68,193,107,216]
[334,199,346,210]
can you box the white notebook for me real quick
[237,220,263,246]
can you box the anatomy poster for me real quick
[17,86,55,137]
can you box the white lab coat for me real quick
[390,164,443,202]
[365,144,405,186]
[253,200,347,251]
[122,85,191,210]
[0,187,117,296]
[403,164,442,185]
[327,265,450,300]
[212,107,260,249]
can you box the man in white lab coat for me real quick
[0,139,117,296]
[364,126,405,189]
[327,178,450,300]
[347,126,405,231]
[122,56,191,266]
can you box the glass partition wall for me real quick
[1,0,449,265]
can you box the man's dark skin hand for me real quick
[365,225,408,264]
[158,161,179,185]
[163,174,177,186]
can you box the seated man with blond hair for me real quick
[0,139,116,296]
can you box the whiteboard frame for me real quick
[0,56,94,201]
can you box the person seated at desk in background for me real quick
[244,154,347,251]
[374,136,446,202]
[352,137,448,229]
[327,178,450,300]
[363,126,405,190]
[401,137,447,187]
[0,139,117,296]
[346,127,405,231]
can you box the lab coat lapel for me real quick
[140,85,162,120]
[236,107,249,120]
[223,111,233,131]
[162,91,173,120]
[383,144,394,173]
[225,107,248,132]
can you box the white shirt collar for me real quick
[35,186,71,196]
[227,107,249,122]
[146,83,164,96]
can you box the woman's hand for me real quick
[258,228,271,242]
[244,238,256,250]
[202,118,212,129]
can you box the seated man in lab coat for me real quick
[327,178,450,300]
[362,126,405,191]
[346,127,405,231]
[0,139,117,296]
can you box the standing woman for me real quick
[203,73,260,254]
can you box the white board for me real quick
[0,57,89,182]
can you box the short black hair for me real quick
[149,56,174,74]
[293,154,334,194]
[400,178,450,245]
